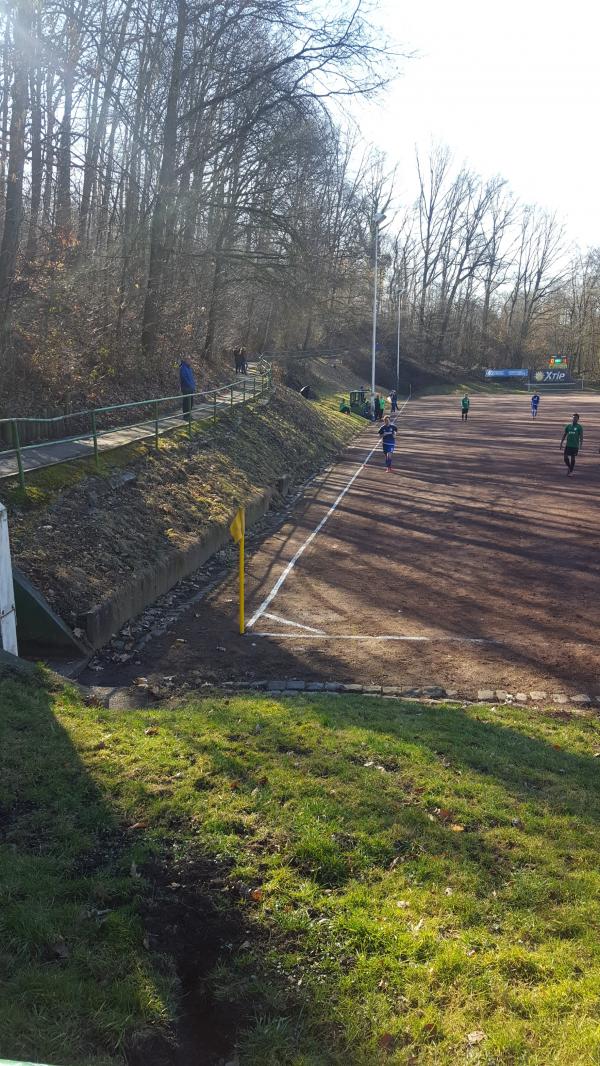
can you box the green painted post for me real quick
[213,391,217,423]
[91,411,99,470]
[154,401,160,449]
[12,420,25,490]
[253,376,256,399]
[230,385,234,408]
[188,401,193,439]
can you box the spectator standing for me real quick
[179,356,197,419]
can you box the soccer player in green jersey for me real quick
[461,394,470,421]
[560,413,583,475]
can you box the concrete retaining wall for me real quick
[81,488,274,649]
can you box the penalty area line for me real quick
[262,612,325,635]
[246,394,410,630]
[252,633,497,644]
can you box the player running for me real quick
[530,392,540,418]
[378,415,397,471]
[560,413,583,475]
[461,394,470,421]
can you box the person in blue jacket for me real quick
[179,357,197,419]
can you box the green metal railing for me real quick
[0,364,273,490]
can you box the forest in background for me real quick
[1,0,600,417]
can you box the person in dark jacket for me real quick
[179,357,197,419]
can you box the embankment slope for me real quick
[0,387,360,638]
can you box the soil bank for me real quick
[0,387,361,639]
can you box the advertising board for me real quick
[532,369,571,384]
[484,369,529,379]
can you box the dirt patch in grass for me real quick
[0,386,360,629]
[130,855,245,1066]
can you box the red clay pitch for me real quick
[124,392,600,698]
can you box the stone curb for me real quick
[87,679,600,711]
[247,683,598,707]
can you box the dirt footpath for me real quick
[85,392,600,699]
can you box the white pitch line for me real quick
[262,612,326,635]
[253,633,496,644]
[247,396,410,629]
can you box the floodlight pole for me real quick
[396,286,402,394]
[370,212,386,417]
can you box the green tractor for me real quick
[339,389,371,418]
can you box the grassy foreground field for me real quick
[2,671,600,1065]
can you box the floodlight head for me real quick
[373,211,386,225]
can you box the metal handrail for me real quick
[0,363,273,489]
[0,380,243,428]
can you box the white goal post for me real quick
[0,503,18,656]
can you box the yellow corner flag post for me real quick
[230,507,245,634]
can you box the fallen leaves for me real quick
[436,808,453,822]
[467,1029,486,1046]
[429,808,467,832]
[235,882,263,902]
[378,1032,397,1053]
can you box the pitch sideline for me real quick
[246,395,410,630]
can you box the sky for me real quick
[355,0,600,246]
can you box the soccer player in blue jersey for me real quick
[530,392,540,418]
[378,416,397,471]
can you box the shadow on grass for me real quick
[0,669,250,1066]
[169,692,600,1064]
[257,697,600,823]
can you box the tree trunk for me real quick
[141,0,187,363]
[78,0,132,252]
[0,0,31,339]
[55,61,74,241]
[42,69,55,229]
[0,14,12,242]
[26,59,43,260]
